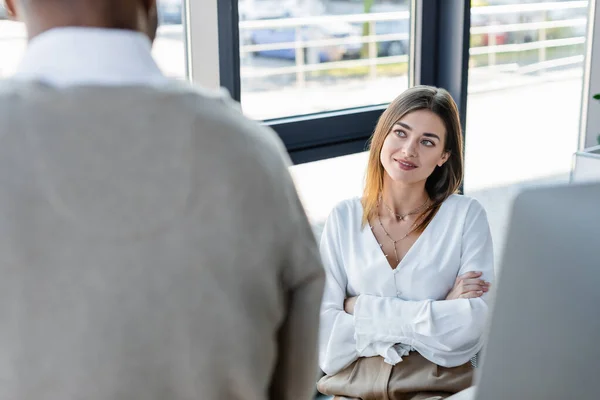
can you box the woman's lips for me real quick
[396,159,418,171]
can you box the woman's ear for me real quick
[438,151,450,167]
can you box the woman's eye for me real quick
[422,140,435,147]
[394,130,407,137]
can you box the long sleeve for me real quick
[318,207,362,375]
[353,200,495,367]
[268,155,326,400]
[318,207,399,376]
[270,269,327,399]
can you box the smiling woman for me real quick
[362,86,463,231]
[380,112,449,189]
[316,86,494,399]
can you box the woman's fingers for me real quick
[462,284,489,293]
[459,290,484,299]
[450,272,492,300]
[461,278,491,287]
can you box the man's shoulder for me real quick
[138,82,293,181]
[187,86,289,168]
[0,79,288,167]
[152,82,287,161]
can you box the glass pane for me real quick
[155,0,187,79]
[291,151,368,224]
[0,15,26,78]
[238,0,412,120]
[465,0,589,252]
[0,1,187,80]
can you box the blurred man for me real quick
[0,1,324,399]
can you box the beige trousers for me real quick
[318,352,473,400]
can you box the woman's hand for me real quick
[446,271,491,300]
[344,296,358,315]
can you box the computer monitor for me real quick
[471,182,600,400]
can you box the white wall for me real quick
[581,0,600,149]
[186,0,220,90]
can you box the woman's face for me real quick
[380,109,450,185]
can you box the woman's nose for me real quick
[402,140,418,157]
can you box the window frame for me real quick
[214,0,471,164]
[580,0,599,149]
[186,0,221,89]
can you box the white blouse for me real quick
[318,195,494,376]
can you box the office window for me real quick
[0,0,187,80]
[238,0,411,121]
[463,0,589,257]
[465,0,589,193]
[154,0,188,79]
[0,13,25,78]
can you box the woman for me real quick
[317,86,494,400]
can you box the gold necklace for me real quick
[380,196,430,222]
[372,210,429,265]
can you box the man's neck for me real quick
[21,7,141,41]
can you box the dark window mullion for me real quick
[267,106,386,152]
[437,0,471,132]
[217,0,241,101]
[416,0,470,193]
[411,0,438,88]
[416,0,471,133]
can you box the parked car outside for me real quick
[239,0,303,21]
[157,0,183,25]
[374,19,409,56]
[332,3,410,57]
[249,21,362,63]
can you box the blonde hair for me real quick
[361,86,464,231]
